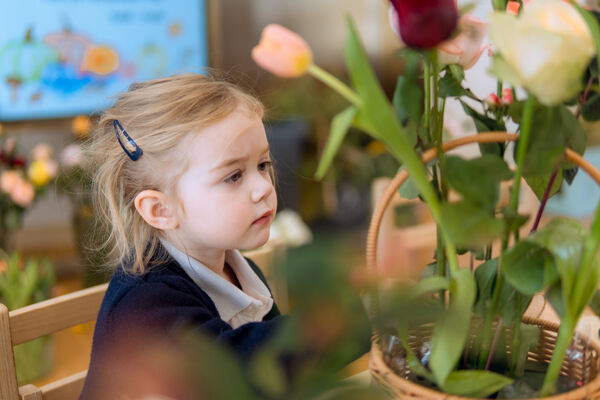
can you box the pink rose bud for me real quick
[252,24,313,78]
[501,88,514,105]
[506,1,521,15]
[390,0,459,49]
[485,93,501,107]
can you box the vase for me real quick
[365,132,600,399]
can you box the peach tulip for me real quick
[438,14,488,69]
[252,24,313,78]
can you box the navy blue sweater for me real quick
[79,247,282,400]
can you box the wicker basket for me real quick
[365,132,600,399]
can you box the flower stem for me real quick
[540,317,575,396]
[509,96,536,214]
[530,167,559,233]
[480,97,536,368]
[424,60,431,133]
[307,64,362,106]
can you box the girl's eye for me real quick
[225,171,242,183]
[258,161,272,172]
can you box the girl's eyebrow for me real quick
[210,146,270,172]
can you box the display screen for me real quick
[0,0,208,120]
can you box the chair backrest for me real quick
[0,283,108,400]
[242,238,288,312]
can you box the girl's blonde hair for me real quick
[87,73,264,274]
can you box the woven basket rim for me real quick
[370,315,600,400]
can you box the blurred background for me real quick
[0,0,404,280]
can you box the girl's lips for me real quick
[253,210,273,225]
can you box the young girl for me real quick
[79,74,283,399]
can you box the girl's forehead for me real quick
[186,110,267,168]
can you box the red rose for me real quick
[390,0,459,49]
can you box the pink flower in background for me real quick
[252,24,313,78]
[485,93,501,107]
[11,180,34,207]
[389,0,458,48]
[501,88,514,105]
[1,171,20,194]
[438,14,489,69]
[32,143,52,161]
[506,1,521,15]
[0,171,34,207]
[61,143,83,168]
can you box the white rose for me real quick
[488,0,595,105]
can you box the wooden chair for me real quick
[243,237,288,312]
[0,283,108,400]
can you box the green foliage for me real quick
[440,201,505,249]
[445,155,512,209]
[429,269,476,386]
[442,370,513,398]
[502,240,558,296]
[314,107,357,180]
[393,50,423,126]
[0,251,54,310]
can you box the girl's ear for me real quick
[134,190,178,231]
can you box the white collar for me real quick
[159,240,273,324]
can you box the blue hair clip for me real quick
[114,120,143,161]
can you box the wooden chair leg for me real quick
[0,304,20,400]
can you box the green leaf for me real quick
[460,100,506,156]
[441,201,505,249]
[439,70,469,98]
[446,155,512,209]
[545,282,566,318]
[582,93,600,122]
[570,2,600,88]
[589,289,600,316]
[248,348,287,397]
[315,106,357,180]
[393,51,423,126]
[474,258,498,317]
[448,64,465,82]
[523,105,585,177]
[560,105,586,157]
[502,240,559,296]
[529,219,588,300]
[522,106,565,176]
[513,324,541,376]
[398,169,420,200]
[409,276,449,299]
[442,370,513,398]
[429,269,476,385]
[524,171,563,202]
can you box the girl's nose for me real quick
[251,172,274,203]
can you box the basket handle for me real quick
[366,131,600,274]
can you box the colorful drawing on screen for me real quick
[0,0,207,120]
